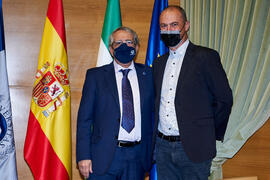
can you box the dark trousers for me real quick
[89,144,145,180]
[156,136,212,180]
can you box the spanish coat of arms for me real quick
[32,62,69,117]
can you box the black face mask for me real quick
[160,30,181,47]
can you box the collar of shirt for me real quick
[113,60,135,74]
[169,39,190,59]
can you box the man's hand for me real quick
[78,160,93,179]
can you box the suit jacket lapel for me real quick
[135,63,145,111]
[103,62,120,108]
[155,53,169,99]
[176,42,195,95]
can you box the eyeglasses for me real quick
[112,40,135,48]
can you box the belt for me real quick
[117,140,140,147]
[158,131,181,142]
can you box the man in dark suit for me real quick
[152,6,233,180]
[76,27,154,180]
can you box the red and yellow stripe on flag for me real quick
[24,0,71,179]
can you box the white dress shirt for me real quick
[114,60,141,142]
[158,40,189,136]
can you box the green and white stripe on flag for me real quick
[96,0,122,67]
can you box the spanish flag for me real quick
[24,0,71,179]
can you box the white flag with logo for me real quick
[0,1,18,179]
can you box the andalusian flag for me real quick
[0,0,18,179]
[145,0,168,180]
[96,0,121,67]
[24,0,71,179]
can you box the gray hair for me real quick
[109,26,140,47]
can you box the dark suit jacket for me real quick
[76,62,154,175]
[152,42,233,163]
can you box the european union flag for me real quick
[145,0,168,67]
[145,1,168,180]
